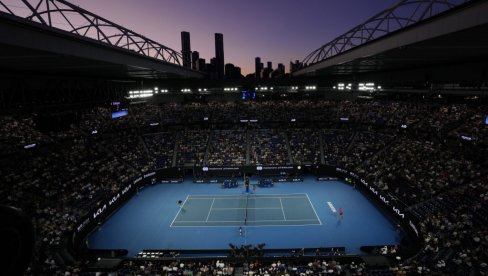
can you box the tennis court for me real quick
[171,194,321,227]
[89,179,400,255]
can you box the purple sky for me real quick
[62,1,398,75]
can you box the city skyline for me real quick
[59,0,397,75]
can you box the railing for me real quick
[300,0,470,68]
[0,0,182,65]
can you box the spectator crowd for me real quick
[0,98,486,275]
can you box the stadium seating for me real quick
[1,99,487,275]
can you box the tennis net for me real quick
[244,194,249,225]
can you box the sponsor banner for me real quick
[198,165,299,173]
[275,177,303,182]
[76,182,136,234]
[206,167,240,171]
[73,167,183,248]
[159,179,182,184]
[330,166,422,247]
[196,165,300,178]
[337,167,406,220]
[317,177,338,181]
[144,171,156,178]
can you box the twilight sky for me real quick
[23,0,399,75]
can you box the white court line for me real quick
[189,193,308,197]
[190,195,246,199]
[211,207,283,210]
[205,198,215,222]
[171,193,321,227]
[255,219,317,222]
[173,219,319,223]
[250,196,308,199]
[171,223,321,228]
[173,220,243,223]
[279,197,287,221]
[169,195,189,227]
[188,196,307,200]
[305,193,323,225]
[186,198,216,200]
[251,193,308,196]
[188,193,308,198]
[188,196,307,199]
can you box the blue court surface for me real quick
[171,194,321,227]
[88,176,400,256]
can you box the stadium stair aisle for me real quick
[284,131,293,164]
[345,131,358,152]
[172,131,180,167]
[203,130,213,165]
[246,129,251,165]
[99,137,139,172]
[139,135,150,155]
[357,136,397,169]
[319,132,325,165]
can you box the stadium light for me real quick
[128,89,153,98]
[359,82,375,91]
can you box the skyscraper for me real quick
[215,33,224,80]
[255,57,261,79]
[277,63,285,77]
[272,63,285,78]
[198,58,206,72]
[181,31,191,68]
[262,61,273,79]
[225,63,242,79]
[208,58,218,79]
[191,51,199,70]
[277,63,285,72]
